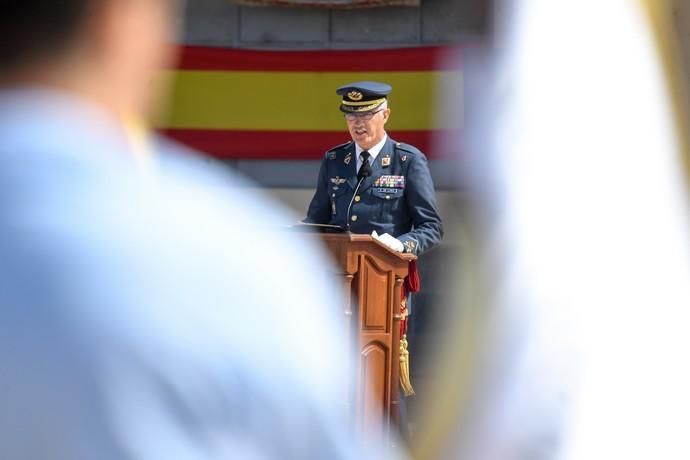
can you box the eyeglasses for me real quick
[344,109,385,121]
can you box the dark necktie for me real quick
[358,151,372,180]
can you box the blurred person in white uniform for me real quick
[0,0,400,458]
[414,0,690,459]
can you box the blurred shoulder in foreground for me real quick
[0,88,380,459]
[0,0,403,457]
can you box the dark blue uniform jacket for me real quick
[305,136,443,255]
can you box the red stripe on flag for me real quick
[175,46,463,72]
[160,129,462,160]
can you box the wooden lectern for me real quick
[308,233,415,444]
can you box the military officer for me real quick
[304,81,443,255]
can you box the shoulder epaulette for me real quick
[325,141,353,159]
[394,142,422,156]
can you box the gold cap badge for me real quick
[347,90,363,101]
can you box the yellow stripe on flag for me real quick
[157,70,463,131]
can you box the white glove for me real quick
[371,231,404,252]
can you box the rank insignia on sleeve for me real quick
[381,156,391,167]
[328,151,336,160]
[344,152,352,165]
[330,176,347,185]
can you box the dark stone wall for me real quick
[184,0,491,48]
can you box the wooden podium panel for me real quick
[309,233,414,446]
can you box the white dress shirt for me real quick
[355,133,388,171]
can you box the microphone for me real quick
[346,167,370,230]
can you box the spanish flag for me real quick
[156,45,463,159]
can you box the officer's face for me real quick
[346,107,390,150]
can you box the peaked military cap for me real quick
[336,81,392,113]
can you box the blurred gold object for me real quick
[639,0,690,181]
[123,113,156,173]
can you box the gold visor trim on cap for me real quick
[341,97,386,107]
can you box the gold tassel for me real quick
[399,334,415,396]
